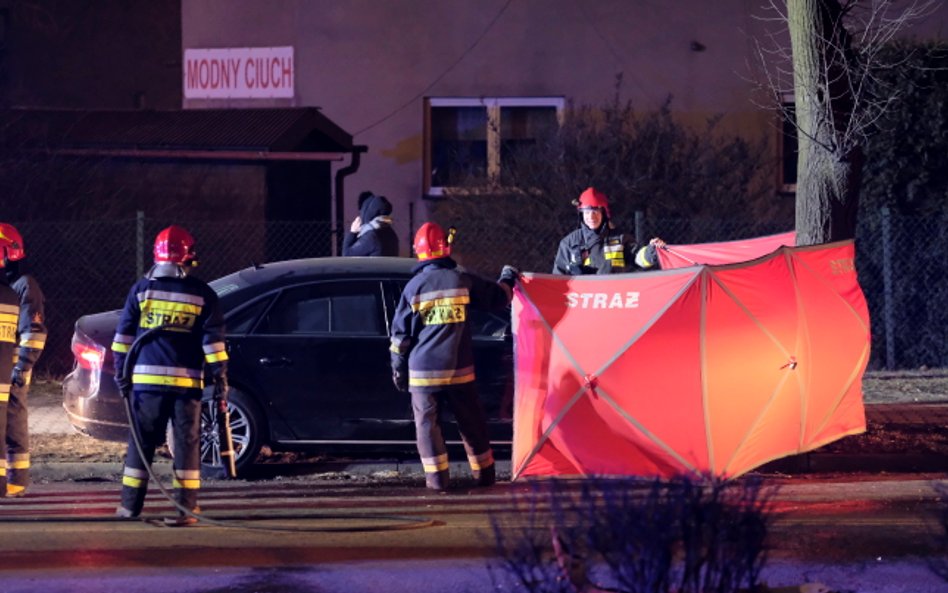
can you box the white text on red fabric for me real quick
[566,292,640,309]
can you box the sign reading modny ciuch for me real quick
[184,47,295,99]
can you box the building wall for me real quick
[181,0,948,252]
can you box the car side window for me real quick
[225,297,273,335]
[256,281,384,336]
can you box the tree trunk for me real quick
[788,0,864,246]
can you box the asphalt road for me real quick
[0,474,945,593]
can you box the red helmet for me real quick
[573,187,611,218]
[154,225,197,265]
[413,222,452,260]
[0,223,25,264]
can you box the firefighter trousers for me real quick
[6,382,31,490]
[411,383,495,490]
[121,389,202,514]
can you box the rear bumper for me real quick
[62,368,129,442]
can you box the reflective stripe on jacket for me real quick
[552,227,658,275]
[11,274,46,372]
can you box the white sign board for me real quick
[184,47,294,99]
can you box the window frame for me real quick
[424,96,565,196]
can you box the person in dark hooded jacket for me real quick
[342,191,400,256]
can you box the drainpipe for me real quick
[333,145,368,255]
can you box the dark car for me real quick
[62,257,514,477]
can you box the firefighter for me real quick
[342,191,399,256]
[111,225,228,524]
[0,233,20,498]
[390,222,517,492]
[0,223,47,498]
[552,187,665,275]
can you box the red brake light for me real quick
[76,345,104,369]
[71,330,106,370]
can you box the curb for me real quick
[758,452,948,474]
[31,459,512,484]
[31,453,948,484]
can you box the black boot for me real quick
[474,463,495,487]
[425,469,449,492]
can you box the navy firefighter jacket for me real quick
[390,257,510,392]
[111,266,228,392]
[10,273,47,374]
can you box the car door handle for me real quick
[259,356,293,367]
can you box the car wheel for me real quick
[166,387,266,479]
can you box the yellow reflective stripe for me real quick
[409,372,475,387]
[112,342,130,353]
[204,351,229,364]
[139,299,200,330]
[421,454,449,473]
[9,459,30,470]
[468,450,494,470]
[413,293,469,326]
[0,322,15,344]
[132,374,203,389]
[390,337,411,354]
[0,392,9,403]
[123,475,145,488]
[411,294,470,312]
[417,249,445,260]
[635,246,655,268]
[172,477,201,490]
[139,299,202,315]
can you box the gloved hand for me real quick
[567,263,586,275]
[213,374,229,399]
[114,373,132,397]
[11,365,27,388]
[392,368,409,393]
[498,265,520,288]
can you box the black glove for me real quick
[114,373,132,397]
[392,368,409,393]
[567,263,586,275]
[11,366,27,388]
[498,265,520,288]
[213,374,229,399]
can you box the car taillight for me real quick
[72,330,106,371]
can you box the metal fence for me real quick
[12,208,945,376]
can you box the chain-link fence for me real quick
[13,208,944,377]
[16,216,333,376]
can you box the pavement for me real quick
[24,388,948,480]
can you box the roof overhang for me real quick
[44,148,350,162]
